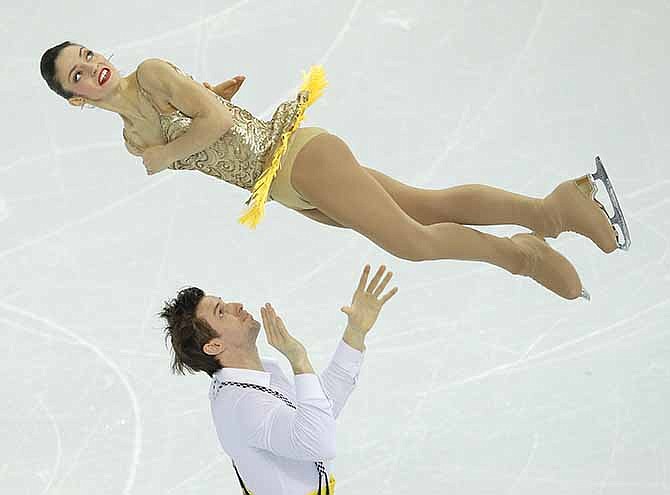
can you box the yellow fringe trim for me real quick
[238,65,328,229]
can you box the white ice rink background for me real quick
[2,1,669,493]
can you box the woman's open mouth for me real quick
[98,67,111,86]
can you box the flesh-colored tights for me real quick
[291,133,564,277]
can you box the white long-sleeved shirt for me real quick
[209,340,364,495]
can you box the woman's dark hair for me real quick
[40,41,78,99]
[160,287,223,377]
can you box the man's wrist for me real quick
[343,326,366,352]
[290,355,314,375]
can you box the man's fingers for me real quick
[275,315,288,334]
[276,318,292,345]
[367,265,386,293]
[264,304,282,342]
[380,286,399,304]
[262,309,280,347]
[261,307,274,334]
[260,307,270,331]
[373,271,393,297]
[262,306,296,354]
[267,303,279,322]
[356,264,370,292]
[261,315,274,345]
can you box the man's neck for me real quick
[219,348,264,371]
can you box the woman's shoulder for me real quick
[136,57,173,72]
[135,58,191,85]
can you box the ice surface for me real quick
[2,0,669,493]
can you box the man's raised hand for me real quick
[260,303,312,373]
[341,264,398,336]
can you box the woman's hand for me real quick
[142,145,173,175]
[261,303,312,373]
[341,264,398,336]
[203,75,246,101]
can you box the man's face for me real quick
[54,44,120,103]
[196,295,260,356]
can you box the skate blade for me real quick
[586,156,631,251]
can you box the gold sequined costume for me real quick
[124,61,327,228]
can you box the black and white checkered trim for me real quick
[213,380,297,409]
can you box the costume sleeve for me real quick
[232,374,337,460]
[319,340,365,419]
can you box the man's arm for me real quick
[319,327,365,419]
[224,373,337,461]
[320,265,398,419]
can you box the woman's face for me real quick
[55,44,120,104]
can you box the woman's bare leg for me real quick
[291,133,584,299]
[295,164,614,256]
[361,167,556,231]
[294,173,550,231]
[296,208,345,228]
[360,167,616,253]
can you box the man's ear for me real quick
[203,338,224,356]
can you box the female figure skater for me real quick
[40,41,630,300]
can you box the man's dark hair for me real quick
[40,41,78,99]
[160,287,222,377]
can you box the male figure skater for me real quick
[160,264,398,495]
